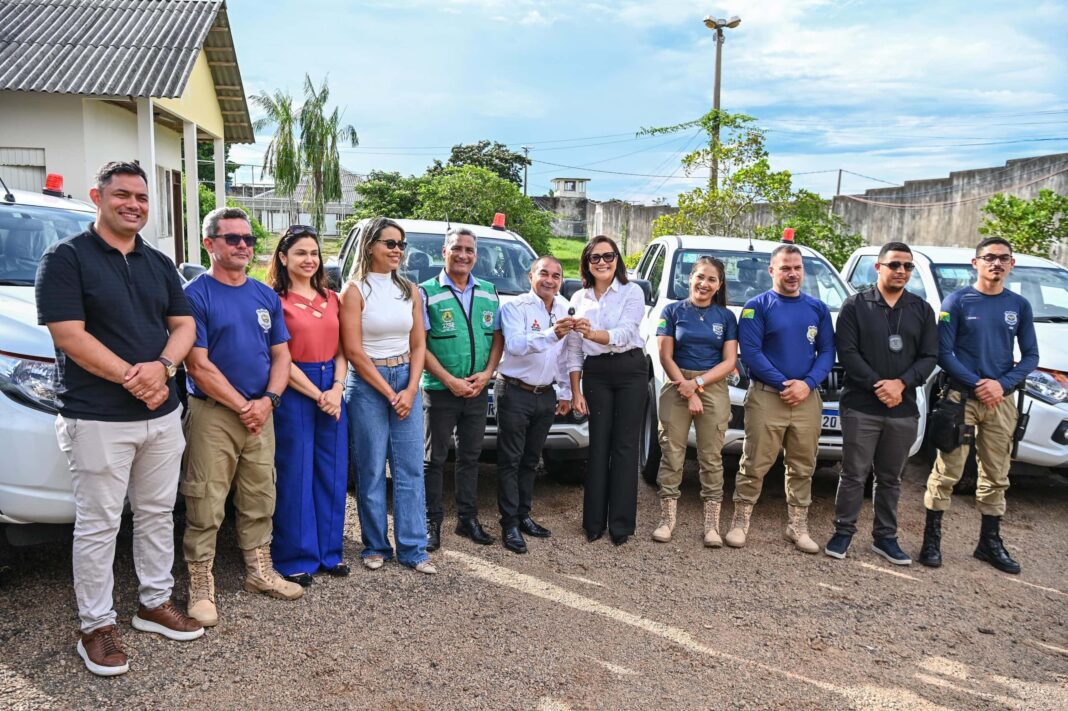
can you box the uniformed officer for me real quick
[919,237,1039,574]
[725,244,835,553]
[420,227,504,550]
[494,256,573,553]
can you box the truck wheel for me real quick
[639,379,661,487]
[544,451,586,485]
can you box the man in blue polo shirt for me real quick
[37,161,203,677]
[919,236,1039,574]
[725,244,835,554]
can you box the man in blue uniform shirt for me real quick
[919,237,1039,574]
[725,244,835,554]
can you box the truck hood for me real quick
[0,285,55,360]
[1033,322,1068,373]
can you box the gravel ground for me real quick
[2,457,1067,710]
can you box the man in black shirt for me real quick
[826,242,938,564]
[36,161,203,677]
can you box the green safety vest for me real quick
[420,274,499,390]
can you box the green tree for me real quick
[195,142,238,186]
[427,140,530,186]
[645,111,793,239]
[979,189,1068,259]
[351,171,428,220]
[754,190,865,269]
[250,75,358,233]
[415,165,553,255]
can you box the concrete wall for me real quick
[588,200,677,255]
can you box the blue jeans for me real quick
[345,363,428,567]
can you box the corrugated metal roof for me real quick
[0,0,254,142]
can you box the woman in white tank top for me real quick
[339,217,435,574]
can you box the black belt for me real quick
[501,376,554,394]
[587,347,641,360]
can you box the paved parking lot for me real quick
[2,458,1067,710]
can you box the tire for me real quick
[639,378,661,487]
[543,451,586,485]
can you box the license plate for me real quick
[821,409,839,431]
[487,392,496,419]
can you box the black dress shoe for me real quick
[586,529,605,543]
[326,563,350,577]
[502,527,528,554]
[427,520,442,552]
[283,572,314,587]
[519,516,552,538]
[455,517,495,545]
[611,534,629,547]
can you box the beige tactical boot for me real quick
[785,505,820,554]
[651,498,677,542]
[703,500,723,548]
[242,545,304,600]
[723,502,754,548]
[187,559,218,627]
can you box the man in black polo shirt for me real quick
[825,241,938,564]
[36,161,203,677]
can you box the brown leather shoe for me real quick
[77,625,129,677]
[132,600,205,641]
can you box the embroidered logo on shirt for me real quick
[441,309,456,332]
[712,323,724,336]
[939,311,951,323]
[741,308,755,319]
[1004,311,1018,326]
[256,308,271,332]
[482,310,494,328]
[657,318,667,329]
[532,319,541,331]
[806,325,818,344]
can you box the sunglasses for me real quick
[283,224,317,239]
[588,252,617,265]
[880,261,915,272]
[213,233,256,247]
[375,239,407,251]
[978,254,1012,264]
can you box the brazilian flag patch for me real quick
[939,311,951,323]
[741,308,756,319]
[657,318,667,329]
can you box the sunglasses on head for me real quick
[588,252,617,265]
[283,225,317,239]
[374,238,407,251]
[213,233,256,247]
[880,260,915,272]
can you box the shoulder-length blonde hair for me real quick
[352,216,414,300]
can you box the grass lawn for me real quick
[548,236,586,278]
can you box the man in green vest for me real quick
[420,227,504,551]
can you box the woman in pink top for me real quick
[265,225,349,586]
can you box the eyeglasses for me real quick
[588,252,617,265]
[212,233,256,247]
[375,239,407,251]
[283,224,317,239]
[880,261,915,272]
[978,253,1013,264]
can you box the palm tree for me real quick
[250,75,358,233]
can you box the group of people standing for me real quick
[36,160,1039,679]
[649,238,1038,581]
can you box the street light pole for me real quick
[522,145,531,196]
[703,15,740,193]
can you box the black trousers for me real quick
[494,379,557,528]
[581,349,647,538]
[424,387,489,523]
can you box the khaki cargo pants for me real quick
[733,383,821,507]
[181,397,277,562]
[924,392,1016,516]
[656,373,730,502]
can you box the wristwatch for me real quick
[694,375,705,388]
[265,391,281,409]
[157,356,177,380]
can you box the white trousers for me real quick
[56,410,184,632]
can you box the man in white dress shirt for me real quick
[495,256,574,553]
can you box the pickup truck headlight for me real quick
[0,352,58,413]
[1024,369,1068,405]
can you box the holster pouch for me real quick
[928,386,974,453]
[1011,387,1029,459]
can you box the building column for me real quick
[136,98,160,248]
[214,137,225,210]
[183,121,200,265]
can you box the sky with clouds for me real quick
[226,0,1068,203]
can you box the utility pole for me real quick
[522,145,531,196]
[830,168,843,216]
[703,15,740,193]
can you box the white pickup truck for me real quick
[631,234,927,485]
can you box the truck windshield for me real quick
[394,232,536,295]
[669,249,850,310]
[0,205,93,285]
[933,263,1068,320]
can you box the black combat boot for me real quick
[973,514,1021,574]
[918,509,943,568]
[426,520,442,552]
